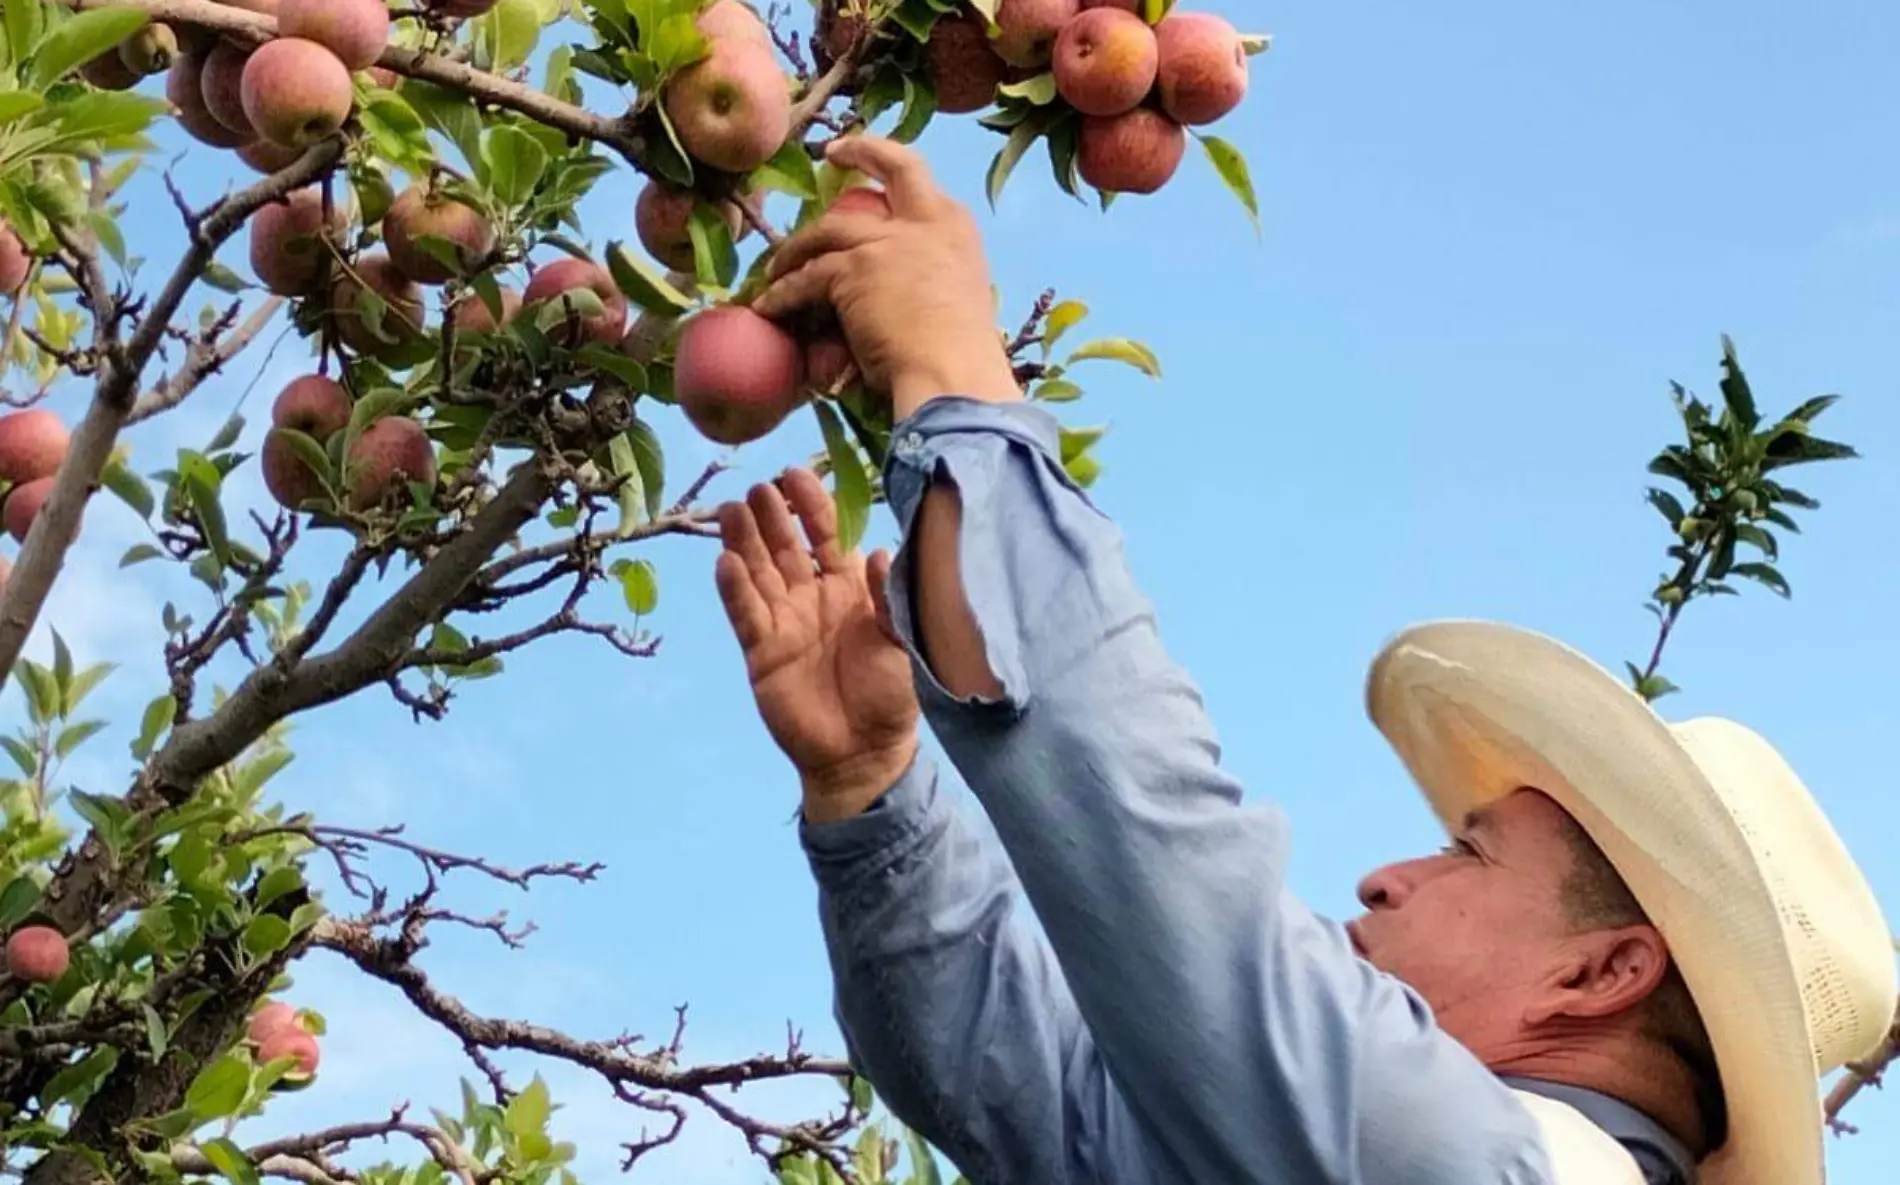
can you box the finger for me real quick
[779,467,849,575]
[866,548,902,648]
[719,499,787,602]
[714,551,770,650]
[766,212,891,282]
[747,481,816,589]
[752,254,849,321]
[825,136,943,220]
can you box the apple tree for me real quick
[0,0,1271,1180]
[0,1,1887,1184]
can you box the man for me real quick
[714,135,1897,1184]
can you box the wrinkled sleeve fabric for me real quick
[800,750,1135,1184]
[870,396,1560,1185]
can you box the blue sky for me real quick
[8,0,1899,1179]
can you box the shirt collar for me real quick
[1501,1075,1698,1185]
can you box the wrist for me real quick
[891,342,1021,423]
[799,737,920,824]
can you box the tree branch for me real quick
[0,142,342,685]
[128,295,285,424]
[1825,999,1900,1133]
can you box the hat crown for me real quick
[1670,718,1898,1073]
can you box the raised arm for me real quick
[756,136,1557,1184]
[714,474,1135,1183]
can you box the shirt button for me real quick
[895,432,925,457]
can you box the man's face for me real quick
[1347,789,1586,1050]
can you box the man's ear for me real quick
[1523,926,1671,1026]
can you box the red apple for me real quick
[925,14,1008,114]
[0,409,70,485]
[450,286,523,334]
[992,0,1080,68]
[0,223,32,295]
[241,38,355,148]
[257,1026,320,1077]
[523,257,629,347]
[635,181,746,272]
[250,187,348,296]
[1154,11,1247,125]
[662,38,792,174]
[4,926,69,984]
[330,254,427,358]
[4,476,57,544]
[200,42,257,136]
[247,1001,301,1044]
[697,0,772,46]
[1077,107,1185,193]
[674,305,806,445]
[345,417,436,511]
[167,53,254,148]
[280,0,391,72]
[383,185,496,285]
[1053,8,1158,117]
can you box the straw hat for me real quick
[1365,620,1896,1185]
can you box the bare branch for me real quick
[0,141,343,684]
[128,295,287,424]
[1825,999,1900,1133]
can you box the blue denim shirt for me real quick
[800,398,1694,1185]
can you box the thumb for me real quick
[866,548,902,647]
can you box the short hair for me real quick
[1553,812,1729,1155]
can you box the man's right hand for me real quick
[715,469,921,824]
[753,136,1023,421]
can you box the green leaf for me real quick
[101,458,154,518]
[253,868,305,914]
[1730,561,1791,598]
[484,124,550,207]
[241,914,292,959]
[485,0,543,69]
[271,429,334,506]
[54,719,106,759]
[1067,337,1162,378]
[0,877,42,930]
[648,12,708,73]
[813,401,871,552]
[183,462,232,571]
[401,80,484,172]
[50,629,71,699]
[1780,394,1840,425]
[891,0,949,41]
[998,72,1058,106]
[86,210,126,267]
[185,1053,251,1121]
[687,201,739,288]
[17,661,57,725]
[606,241,695,315]
[1644,488,1685,527]
[1762,432,1858,470]
[1197,134,1259,232]
[1637,674,1680,702]
[69,789,129,840]
[43,1047,120,1108]
[627,418,665,520]
[0,93,46,125]
[891,72,939,144]
[2,735,37,776]
[906,1128,943,1185]
[1733,522,1778,560]
[201,261,248,294]
[986,113,1048,209]
[235,748,294,797]
[750,139,819,200]
[1033,378,1083,403]
[63,661,113,714]
[606,431,648,529]
[506,1075,554,1137]
[615,558,659,616]
[1240,32,1271,55]
[1715,335,1758,430]
[28,8,150,90]
[206,412,246,454]
[1041,300,1087,356]
[198,1138,262,1185]
[132,693,177,760]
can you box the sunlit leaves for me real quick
[25,7,149,91]
[1197,134,1259,233]
[813,401,872,552]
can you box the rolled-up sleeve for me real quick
[871,397,1558,1184]
[801,750,1133,1183]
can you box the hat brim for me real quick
[1365,620,1820,1185]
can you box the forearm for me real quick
[801,749,1120,1184]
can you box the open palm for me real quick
[715,470,918,796]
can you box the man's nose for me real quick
[1356,863,1407,910]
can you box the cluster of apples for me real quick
[259,374,437,516]
[0,409,76,590]
[245,997,322,1087]
[3,924,69,984]
[1027,0,1248,194]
